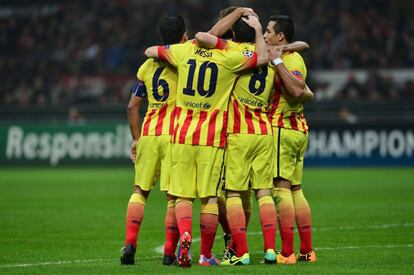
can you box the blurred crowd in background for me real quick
[1,0,413,107]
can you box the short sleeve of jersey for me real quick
[226,47,257,73]
[158,41,191,67]
[136,59,150,81]
[214,39,239,50]
[281,52,307,81]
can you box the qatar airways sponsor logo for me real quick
[238,96,265,108]
[306,129,414,159]
[184,100,211,109]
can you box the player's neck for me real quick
[277,41,288,47]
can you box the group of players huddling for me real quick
[120,6,316,268]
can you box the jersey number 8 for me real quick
[248,66,268,95]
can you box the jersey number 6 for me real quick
[152,67,169,102]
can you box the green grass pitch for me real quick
[0,167,413,274]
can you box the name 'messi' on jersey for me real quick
[158,39,258,147]
[135,58,177,137]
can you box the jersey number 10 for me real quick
[183,59,218,98]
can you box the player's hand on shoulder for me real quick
[268,47,283,61]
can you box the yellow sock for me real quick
[273,187,292,203]
[129,193,146,206]
[226,196,248,256]
[292,189,313,254]
[273,187,295,256]
[226,196,242,209]
[201,203,218,215]
[175,198,193,235]
[292,190,308,205]
[125,192,146,247]
[258,195,274,206]
[257,195,277,251]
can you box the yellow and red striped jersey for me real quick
[158,39,258,147]
[137,58,177,136]
[269,51,309,133]
[227,42,275,135]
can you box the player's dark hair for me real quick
[232,16,256,43]
[219,6,238,19]
[159,15,186,44]
[218,6,238,40]
[269,15,295,43]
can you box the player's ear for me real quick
[277,32,285,43]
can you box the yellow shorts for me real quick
[169,143,224,199]
[134,135,171,192]
[273,127,308,185]
[225,134,274,191]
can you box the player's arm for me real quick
[268,47,305,98]
[195,32,218,49]
[208,7,255,36]
[127,81,146,162]
[299,84,314,102]
[268,41,310,53]
[242,15,268,66]
[144,46,160,59]
[145,44,182,66]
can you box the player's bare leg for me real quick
[291,185,316,262]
